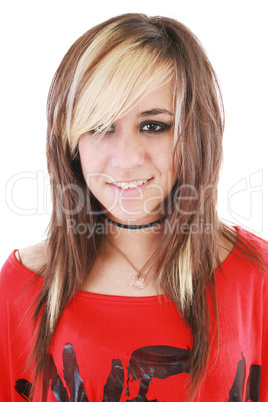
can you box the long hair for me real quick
[30,13,265,399]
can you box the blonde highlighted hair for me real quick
[51,19,187,156]
[29,13,265,400]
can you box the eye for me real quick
[140,121,172,134]
[90,124,115,136]
[104,124,115,135]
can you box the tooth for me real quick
[112,180,149,189]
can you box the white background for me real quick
[1,0,267,266]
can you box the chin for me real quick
[106,209,163,226]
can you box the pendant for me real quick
[129,275,145,289]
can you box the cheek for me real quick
[154,148,176,191]
[79,139,111,174]
[79,147,102,174]
[79,155,91,181]
[79,155,99,192]
[155,147,175,173]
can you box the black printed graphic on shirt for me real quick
[14,343,261,401]
[227,353,261,402]
[104,345,190,401]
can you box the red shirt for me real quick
[0,226,268,401]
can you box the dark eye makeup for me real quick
[90,120,173,137]
[139,120,173,134]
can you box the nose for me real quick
[111,131,145,169]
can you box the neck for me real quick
[80,216,164,296]
[102,214,166,229]
[102,215,164,265]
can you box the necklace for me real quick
[105,237,153,290]
[102,214,165,229]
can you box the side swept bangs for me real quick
[64,30,184,154]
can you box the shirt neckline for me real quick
[10,225,241,302]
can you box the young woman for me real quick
[1,13,267,401]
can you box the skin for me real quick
[78,82,177,226]
[16,83,237,296]
[77,83,177,295]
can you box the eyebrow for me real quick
[139,108,174,117]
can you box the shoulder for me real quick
[0,243,45,309]
[220,226,268,286]
[15,241,47,274]
[216,225,268,286]
[215,228,268,315]
[236,226,268,264]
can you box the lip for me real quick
[108,178,153,197]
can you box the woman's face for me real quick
[78,82,176,225]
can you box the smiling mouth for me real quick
[111,179,150,190]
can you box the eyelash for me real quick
[104,121,172,136]
[140,121,172,134]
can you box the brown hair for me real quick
[29,13,265,399]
